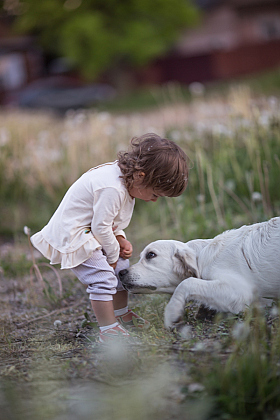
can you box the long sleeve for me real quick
[91,187,123,264]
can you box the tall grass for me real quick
[1,86,279,248]
[0,85,280,419]
[206,305,280,419]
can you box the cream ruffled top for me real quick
[31,161,135,269]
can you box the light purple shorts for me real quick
[71,249,129,301]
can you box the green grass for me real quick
[1,82,280,419]
[97,82,192,113]
[1,241,280,419]
[206,306,280,419]
[96,67,280,114]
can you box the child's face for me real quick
[129,172,164,202]
[129,185,163,202]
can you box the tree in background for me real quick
[2,0,199,82]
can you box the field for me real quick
[1,79,280,420]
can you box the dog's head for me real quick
[119,240,198,294]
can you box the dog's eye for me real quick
[146,251,157,260]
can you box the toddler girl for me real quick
[31,133,189,342]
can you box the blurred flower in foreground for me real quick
[23,226,31,236]
[196,194,205,203]
[179,325,192,340]
[188,383,205,393]
[225,179,236,191]
[270,305,279,317]
[232,321,250,341]
[251,192,262,203]
[189,82,205,97]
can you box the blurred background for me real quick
[1,3,280,420]
[0,0,279,111]
[0,0,280,243]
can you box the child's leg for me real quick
[113,290,128,311]
[114,258,150,330]
[90,300,116,327]
[72,252,149,334]
[71,249,120,327]
[113,257,129,311]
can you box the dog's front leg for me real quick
[163,283,188,330]
[164,277,249,329]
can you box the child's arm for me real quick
[91,188,124,264]
[116,235,133,259]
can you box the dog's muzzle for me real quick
[119,268,129,279]
[118,268,133,290]
[118,269,157,291]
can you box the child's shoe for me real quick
[99,323,130,343]
[116,309,150,330]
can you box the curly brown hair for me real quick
[117,133,189,197]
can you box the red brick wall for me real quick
[137,39,280,85]
[212,39,280,79]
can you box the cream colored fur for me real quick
[119,217,280,329]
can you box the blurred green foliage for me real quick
[9,0,199,80]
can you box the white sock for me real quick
[100,322,119,332]
[114,306,128,317]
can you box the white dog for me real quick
[119,217,280,329]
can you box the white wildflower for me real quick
[23,226,31,236]
[179,325,192,340]
[258,113,270,127]
[191,342,206,352]
[98,112,110,122]
[54,320,62,328]
[189,82,205,97]
[74,111,86,125]
[251,191,262,203]
[232,321,250,341]
[268,96,278,109]
[170,130,181,141]
[0,128,10,146]
[225,179,236,191]
[188,383,205,393]
[196,194,205,203]
[270,306,279,317]
[212,124,232,136]
[47,150,63,162]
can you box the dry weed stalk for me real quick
[24,226,63,300]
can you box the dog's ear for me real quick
[173,247,198,279]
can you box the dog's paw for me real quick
[164,303,183,330]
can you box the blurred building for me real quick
[137,0,280,85]
[0,0,280,104]
[0,15,44,104]
[0,16,115,110]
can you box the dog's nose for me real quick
[119,269,128,279]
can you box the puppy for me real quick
[119,217,280,329]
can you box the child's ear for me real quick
[134,171,145,180]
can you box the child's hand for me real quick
[116,235,133,259]
[109,261,117,270]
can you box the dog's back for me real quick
[197,217,280,299]
[242,217,280,297]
